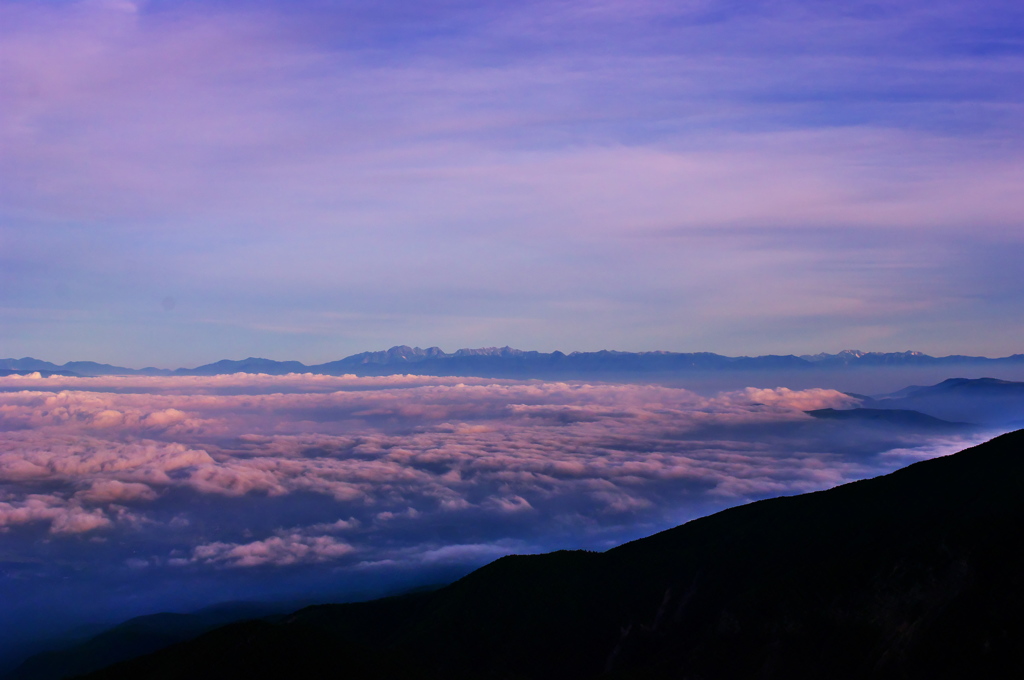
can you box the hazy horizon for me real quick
[6,344,1024,373]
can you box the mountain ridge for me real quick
[4,347,1024,378]
[861,377,1024,425]
[71,430,1024,680]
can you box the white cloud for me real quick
[0,494,112,534]
[74,479,158,504]
[190,534,354,568]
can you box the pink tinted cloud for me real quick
[0,493,112,534]
[188,534,354,568]
[74,479,159,504]
[0,374,987,561]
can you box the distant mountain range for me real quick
[44,430,1024,680]
[4,347,1024,378]
[804,407,974,430]
[861,377,1024,426]
[6,603,294,680]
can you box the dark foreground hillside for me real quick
[82,431,1024,680]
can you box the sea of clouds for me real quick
[0,373,988,562]
[0,372,995,657]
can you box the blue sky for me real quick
[1,0,1023,366]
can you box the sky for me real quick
[0,371,1002,665]
[2,0,1024,366]
[3,5,1024,671]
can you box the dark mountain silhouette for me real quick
[74,430,1024,680]
[4,348,1024,378]
[6,603,294,680]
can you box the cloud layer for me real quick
[0,373,988,563]
[0,371,1005,663]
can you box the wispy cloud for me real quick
[1,1,1023,362]
[187,534,354,568]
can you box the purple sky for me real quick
[2,0,1023,366]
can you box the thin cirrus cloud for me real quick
[1,0,1024,363]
